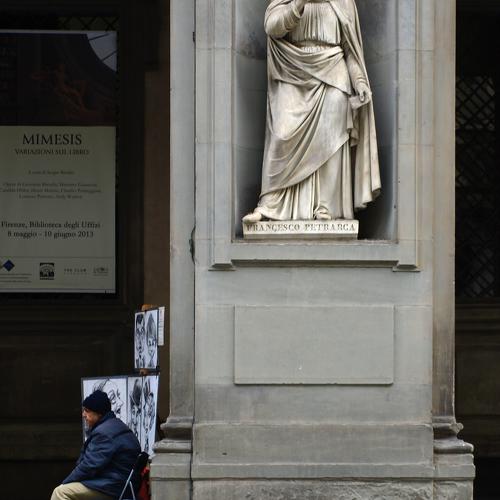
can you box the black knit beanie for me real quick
[82,390,112,415]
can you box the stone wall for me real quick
[151,0,475,498]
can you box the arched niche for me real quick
[233,0,397,241]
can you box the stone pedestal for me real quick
[243,220,359,239]
[150,451,191,500]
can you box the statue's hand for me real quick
[356,81,372,104]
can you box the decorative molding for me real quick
[160,415,194,441]
[154,439,192,454]
[432,417,474,455]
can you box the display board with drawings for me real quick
[82,376,127,424]
[81,375,159,455]
[127,375,159,455]
[134,307,164,371]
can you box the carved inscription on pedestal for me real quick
[243,220,359,240]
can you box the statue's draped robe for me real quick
[255,0,380,220]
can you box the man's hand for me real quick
[356,81,372,104]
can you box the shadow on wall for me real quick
[233,0,397,241]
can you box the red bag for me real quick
[137,466,150,500]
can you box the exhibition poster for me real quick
[0,31,117,292]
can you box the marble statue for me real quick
[243,0,380,223]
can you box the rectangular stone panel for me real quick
[193,423,432,471]
[235,305,394,384]
[193,480,433,500]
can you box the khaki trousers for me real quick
[51,483,114,500]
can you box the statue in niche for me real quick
[243,0,380,224]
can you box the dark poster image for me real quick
[0,31,116,126]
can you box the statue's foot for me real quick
[314,210,332,221]
[242,211,263,223]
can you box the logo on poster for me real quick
[93,266,109,276]
[0,260,15,272]
[39,263,55,280]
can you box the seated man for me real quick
[51,390,141,500]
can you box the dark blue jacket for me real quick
[63,411,141,497]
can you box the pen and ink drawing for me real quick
[134,312,146,370]
[127,376,143,442]
[141,375,159,455]
[144,309,159,369]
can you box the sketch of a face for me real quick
[142,378,157,454]
[146,314,157,367]
[143,381,155,431]
[93,379,124,418]
[135,313,145,363]
[129,379,142,440]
